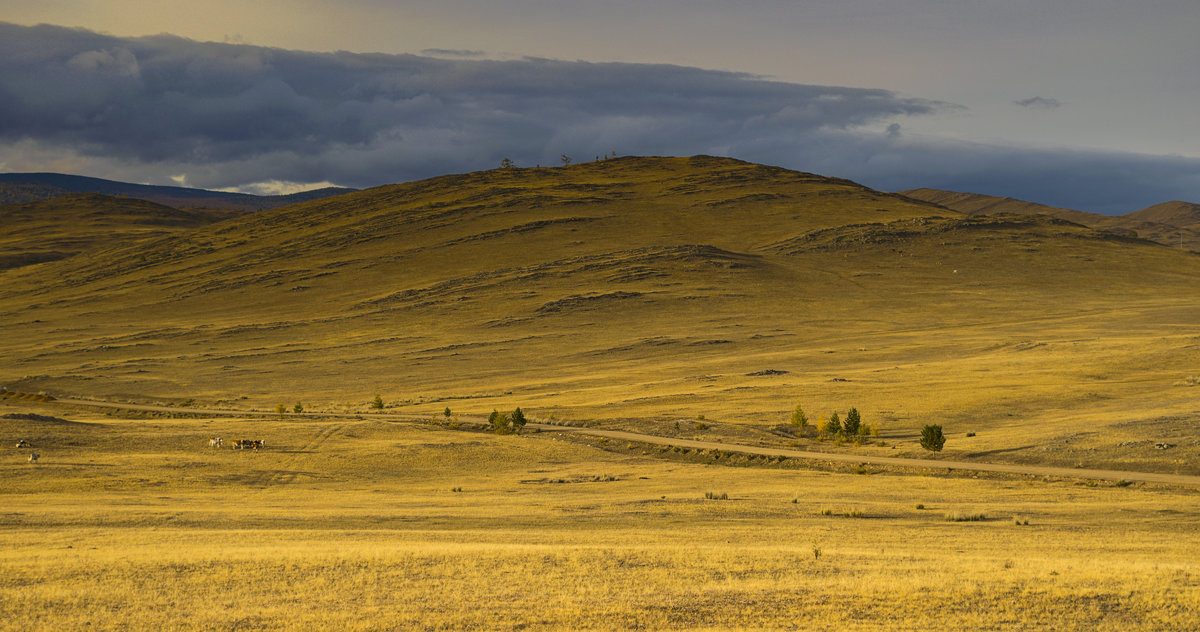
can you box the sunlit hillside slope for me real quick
[2,156,1197,471]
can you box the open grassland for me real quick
[3,407,1199,630]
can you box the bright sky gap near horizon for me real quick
[1,1,1197,214]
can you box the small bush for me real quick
[1012,515,1030,525]
[915,503,925,510]
[371,395,384,410]
[945,511,987,522]
[695,422,710,431]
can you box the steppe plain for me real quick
[2,156,1199,630]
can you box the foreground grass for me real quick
[2,411,1199,630]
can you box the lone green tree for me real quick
[790,404,809,428]
[371,394,384,410]
[275,403,286,419]
[825,412,842,435]
[293,401,304,414]
[499,157,514,169]
[511,407,528,434]
[843,408,861,436]
[443,406,452,418]
[920,424,946,451]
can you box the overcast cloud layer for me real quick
[1,22,1197,213]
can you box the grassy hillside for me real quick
[2,156,1198,472]
[900,188,1200,251]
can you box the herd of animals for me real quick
[12,436,266,464]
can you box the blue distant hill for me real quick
[0,172,357,210]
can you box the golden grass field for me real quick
[3,404,1200,631]
[2,156,1199,629]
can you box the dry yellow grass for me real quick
[2,156,1199,629]
[2,409,1199,630]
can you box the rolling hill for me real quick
[900,188,1200,250]
[0,172,356,210]
[2,155,1197,472]
[0,193,241,270]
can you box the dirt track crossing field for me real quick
[51,397,1200,488]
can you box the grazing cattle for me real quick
[28,452,39,464]
[208,437,223,448]
[15,440,31,448]
[233,439,264,450]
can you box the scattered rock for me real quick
[1155,443,1176,450]
[746,369,789,376]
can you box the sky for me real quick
[1,1,1198,213]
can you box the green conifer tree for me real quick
[920,425,946,451]
[825,412,842,435]
[844,408,861,435]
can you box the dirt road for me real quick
[49,397,1200,487]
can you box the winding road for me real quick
[48,396,1200,487]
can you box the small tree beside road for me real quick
[921,425,946,451]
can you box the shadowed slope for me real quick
[900,188,1200,251]
[0,193,240,270]
[0,173,356,210]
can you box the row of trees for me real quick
[791,404,946,451]
[499,151,618,169]
[790,405,874,437]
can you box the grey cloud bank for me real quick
[1,22,1196,214]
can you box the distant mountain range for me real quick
[0,172,356,211]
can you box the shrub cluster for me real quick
[489,407,528,434]
[791,404,876,440]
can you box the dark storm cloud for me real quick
[1,22,1197,212]
[0,23,942,185]
[828,134,1200,215]
[1014,96,1062,109]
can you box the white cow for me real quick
[28,452,39,464]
